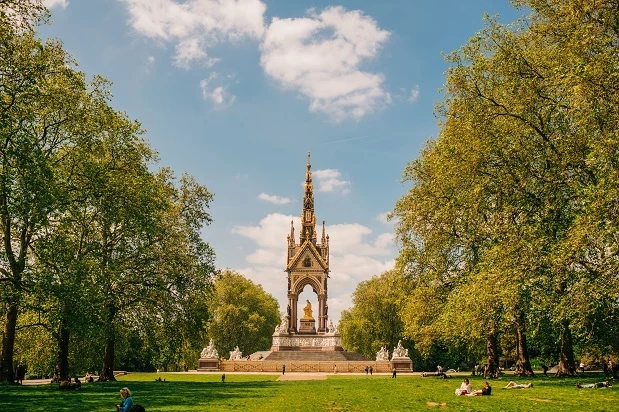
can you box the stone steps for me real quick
[264,351,368,362]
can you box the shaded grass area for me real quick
[0,372,617,411]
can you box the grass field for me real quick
[0,372,617,411]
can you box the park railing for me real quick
[219,360,411,373]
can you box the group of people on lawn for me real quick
[455,377,612,396]
[455,379,537,396]
[454,378,492,396]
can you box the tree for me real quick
[125,173,215,372]
[339,270,412,361]
[207,270,279,357]
[0,29,91,382]
[1,2,217,382]
[0,0,46,32]
[394,0,619,377]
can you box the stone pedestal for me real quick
[391,358,413,372]
[197,358,220,371]
[298,318,316,334]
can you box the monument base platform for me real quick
[391,358,413,371]
[197,358,219,371]
[270,333,343,352]
[264,350,367,362]
[267,332,367,361]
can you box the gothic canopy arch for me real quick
[293,275,324,297]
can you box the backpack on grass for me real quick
[129,405,145,412]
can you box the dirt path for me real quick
[278,373,328,381]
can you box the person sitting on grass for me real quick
[503,381,532,389]
[576,381,612,388]
[455,378,472,395]
[471,381,492,396]
[116,387,133,412]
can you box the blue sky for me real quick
[41,0,524,324]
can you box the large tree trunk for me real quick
[484,332,500,378]
[98,305,116,382]
[0,301,18,383]
[555,319,576,376]
[54,315,71,382]
[514,312,534,376]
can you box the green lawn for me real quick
[0,372,617,411]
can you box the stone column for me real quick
[293,295,298,333]
[317,294,326,332]
[288,294,298,333]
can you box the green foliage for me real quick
[207,270,280,357]
[1,2,216,381]
[340,270,412,360]
[0,22,95,381]
[393,0,619,373]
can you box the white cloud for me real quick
[260,6,391,121]
[200,73,235,107]
[313,169,351,194]
[327,223,393,256]
[174,37,219,68]
[44,0,69,9]
[258,193,292,205]
[231,213,396,323]
[232,213,292,250]
[145,55,155,73]
[409,84,420,103]
[120,0,266,68]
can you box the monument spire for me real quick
[300,151,317,244]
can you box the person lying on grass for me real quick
[576,381,612,388]
[470,381,492,396]
[503,381,532,389]
[422,371,450,378]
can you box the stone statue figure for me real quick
[376,345,389,361]
[274,314,288,334]
[326,319,338,334]
[303,300,313,319]
[200,339,219,359]
[229,346,243,361]
[391,340,409,359]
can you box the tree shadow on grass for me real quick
[0,380,280,412]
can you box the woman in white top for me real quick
[455,378,472,395]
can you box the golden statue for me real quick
[302,300,313,320]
